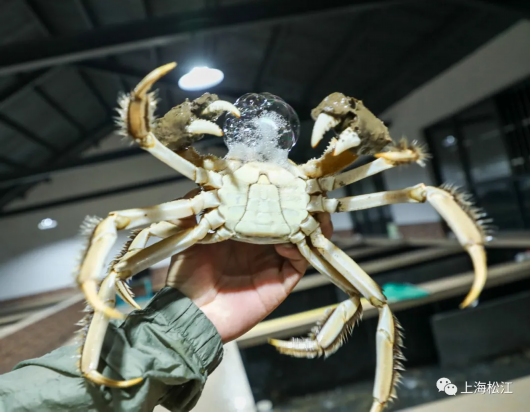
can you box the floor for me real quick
[401,375,530,412]
[270,349,530,411]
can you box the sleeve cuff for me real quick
[137,287,224,375]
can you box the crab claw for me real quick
[201,101,241,118]
[311,113,339,148]
[310,93,392,157]
[134,62,176,97]
[414,186,487,308]
[187,119,224,136]
[118,62,177,147]
[334,127,361,156]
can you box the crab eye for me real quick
[223,93,300,151]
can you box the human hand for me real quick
[166,194,333,343]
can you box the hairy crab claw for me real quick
[118,62,240,152]
[310,92,392,156]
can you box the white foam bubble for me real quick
[225,110,291,167]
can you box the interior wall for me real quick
[380,19,530,226]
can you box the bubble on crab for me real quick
[223,93,300,167]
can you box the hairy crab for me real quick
[75,63,488,412]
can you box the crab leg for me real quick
[329,184,487,308]
[269,294,362,358]
[309,227,386,306]
[371,305,404,412]
[81,271,144,388]
[309,227,404,412]
[269,237,362,356]
[114,221,187,309]
[311,141,426,193]
[113,215,217,279]
[120,62,236,188]
[77,192,219,319]
[81,215,221,388]
[313,158,396,192]
[295,237,357,294]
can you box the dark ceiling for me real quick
[0,0,525,212]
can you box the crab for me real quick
[75,63,489,412]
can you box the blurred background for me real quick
[0,0,529,411]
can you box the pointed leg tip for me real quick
[104,307,127,320]
[459,295,479,309]
[84,371,143,388]
[158,62,177,74]
[121,377,144,388]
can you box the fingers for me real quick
[316,212,334,239]
[275,243,302,260]
[276,212,333,275]
[275,244,308,277]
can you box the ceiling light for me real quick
[178,67,224,91]
[38,218,57,230]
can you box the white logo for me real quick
[437,377,457,396]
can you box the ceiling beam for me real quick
[0,0,414,76]
[77,67,114,114]
[33,86,86,133]
[0,155,29,172]
[23,0,52,37]
[0,69,54,105]
[76,0,98,28]
[0,112,59,153]
[252,24,286,92]
[300,10,374,104]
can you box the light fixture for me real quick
[178,66,224,91]
[442,135,456,147]
[38,218,57,230]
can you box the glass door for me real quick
[425,98,528,231]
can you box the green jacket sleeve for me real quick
[0,287,224,412]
